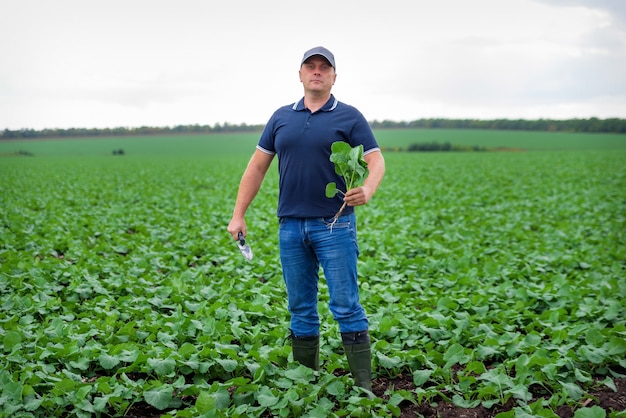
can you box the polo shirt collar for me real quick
[292,94,338,112]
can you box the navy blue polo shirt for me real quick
[257,95,380,218]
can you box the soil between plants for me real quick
[372,375,626,418]
[123,375,625,417]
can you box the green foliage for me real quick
[0,145,625,416]
[325,141,369,198]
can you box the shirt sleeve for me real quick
[350,110,380,153]
[257,113,277,155]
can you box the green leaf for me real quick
[216,358,238,373]
[147,357,176,376]
[195,391,214,413]
[479,368,514,389]
[377,352,402,369]
[256,386,279,407]
[578,345,607,364]
[506,383,532,401]
[196,386,230,412]
[413,369,432,386]
[23,394,44,411]
[76,384,92,401]
[326,141,369,196]
[92,396,110,412]
[99,353,120,370]
[605,337,626,356]
[476,345,500,359]
[574,368,593,383]
[598,376,616,392]
[3,330,22,352]
[69,356,91,371]
[284,366,314,384]
[307,398,335,417]
[325,380,346,396]
[559,381,584,401]
[573,406,606,418]
[325,182,338,198]
[3,381,23,402]
[452,394,480,408]
[527,399,560,417]
[585,328,604,347]
[143,385,173,410]
[178,342,197,357]
[465,361,487,375]
[443,343,471,369]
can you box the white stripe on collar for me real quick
[291,97,339,111]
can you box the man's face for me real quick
[299,55,336,94]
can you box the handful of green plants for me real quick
[325,141,369,229]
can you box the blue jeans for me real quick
[279,213,368,337]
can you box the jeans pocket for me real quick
[321,216,351,229]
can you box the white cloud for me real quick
[1,0,624,129]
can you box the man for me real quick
[227,46,385,392]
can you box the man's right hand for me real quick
[227,149,274,241]
[227,218,246,241]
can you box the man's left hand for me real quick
[344,186,372,207]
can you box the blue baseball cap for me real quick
[301,46,336,69]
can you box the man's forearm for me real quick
[232,168,264,218]
[231,150,274,219]
[363,150,385,199]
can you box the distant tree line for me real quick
[0,122,263,139]
[1,118,624,139]
[369,117,626,133]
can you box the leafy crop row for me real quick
[1,149,625,417]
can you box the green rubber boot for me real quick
[342,331,372,393]
[290,332,320,371]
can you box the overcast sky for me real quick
[1,0,625,130]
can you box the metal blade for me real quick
[237,232,253,261]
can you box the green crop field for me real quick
[1,129,625,157]
[1,130,625,417]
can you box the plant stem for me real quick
[328,201,348,232]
